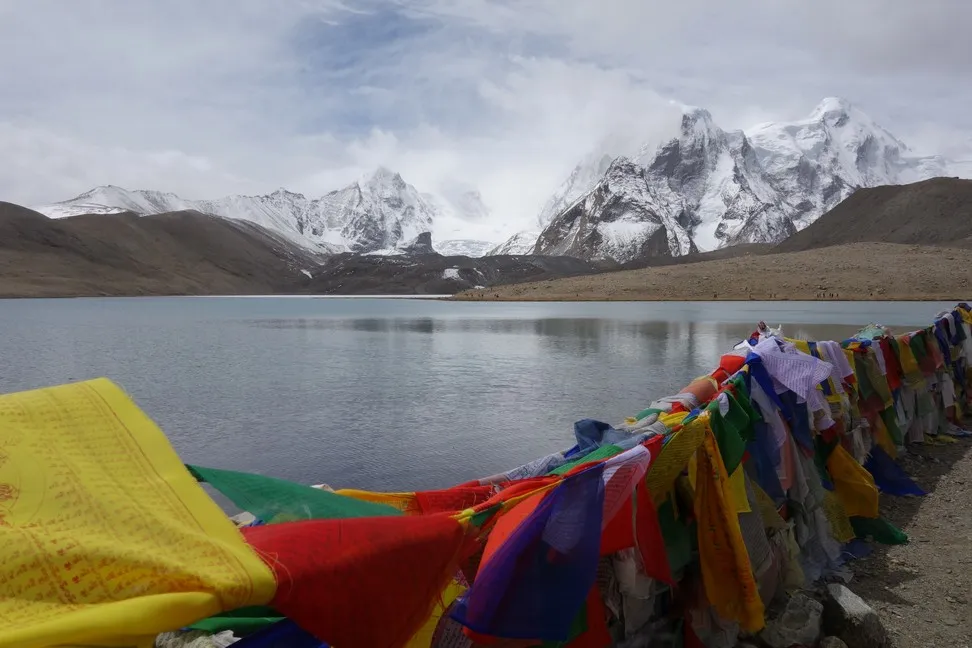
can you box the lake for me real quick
[0,297,955,491]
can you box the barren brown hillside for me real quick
[455,243,971,301]
[0,202,321,297]
[775,177,972,253]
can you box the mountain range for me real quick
[0,201,605,298]
[33,97,971,264]
[521,97,970,262]
[37,169,497,257]
[462,177,972,302]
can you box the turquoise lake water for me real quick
[0,297,954,490]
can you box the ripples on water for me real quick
[0,298,954,490]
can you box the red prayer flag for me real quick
[242,515,475,648]
[416,485,496,515]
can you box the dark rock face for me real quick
[303,251,608,295]
[534,159,695,263]
[399,232,437,255]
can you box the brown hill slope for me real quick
[775,177,972,253]
[0,204,614,297]
[0,203,322,297]
[455,242,972,301]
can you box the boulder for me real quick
[820,637,850,648]
[759,592,823,648]
[822,583,888,648]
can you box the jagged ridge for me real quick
[35,168,494,257]
[504,97,968,263]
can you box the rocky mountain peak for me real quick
[536,152,618,228]
[533,153,696,263]
[679,106,719,140]
[809,96,858,126]
[532,97,968,263]
[363,166,407,192]
[35,167,454,255]
[269,187,306,200]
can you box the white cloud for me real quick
[2,0,970,235]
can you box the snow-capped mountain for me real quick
[33,97,969,264]
[434,240,497,257]
[301,168,436,252]
[534,158,698,262]
[488,231,542,256]
[530,97,969,262]
[536,152,616,228]
[35,168,494,256]
[744,96,950,232]
[429,182,491,222]
[490,149,636,258]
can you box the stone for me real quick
[820,637,850,648]
[155,630,237,648]
[759,592,823,648]
[822,583,889,648]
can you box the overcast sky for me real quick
[2,0,970,224]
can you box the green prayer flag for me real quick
[813,435,838,485]
[879,407,904,446]
[188,606,284,636]
[854,354,877,402]
[909,333,929,369]
[548,444,623,476]
[851,516,909,545]
[633,407,663,421]
[731,379,763,427]
[187,464,402,523]
[657,498,693,577]
[706,393,749,475]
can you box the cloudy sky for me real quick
[2,0,970,225]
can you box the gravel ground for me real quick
[851,437,972,647]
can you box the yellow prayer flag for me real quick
[693,423,765,632]
[687,457,750,514]
[826,443,879,519]
[871,415,898,458]
[646,414,705,505]
[821,491,856,544]
[659,411,690,428]
[0,379,276,648]
[334,488,419,513]
[727,466,752,514]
